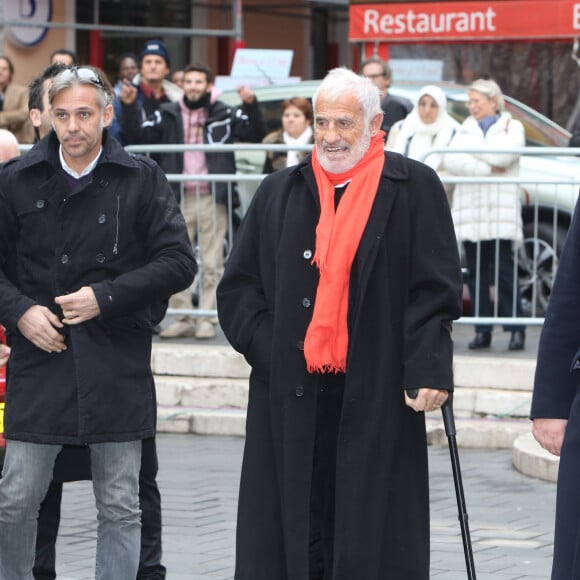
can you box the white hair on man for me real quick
[313,67,383,126]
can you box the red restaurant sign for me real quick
[350,1,580,42]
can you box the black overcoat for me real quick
[217,152,463,579]
[0,130,196,445]
[531,197,580,579]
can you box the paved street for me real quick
[54,432,556,579]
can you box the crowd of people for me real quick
[0,41,573,579]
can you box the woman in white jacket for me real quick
[444,78,526,351]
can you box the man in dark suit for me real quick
[532,200,580,579]
[361,57,412,139]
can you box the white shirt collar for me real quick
[59,145,102,178]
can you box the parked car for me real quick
[222,80,579,316]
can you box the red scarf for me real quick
[304,131,386,373]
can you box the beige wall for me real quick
[206,0,310,79]
[3,0,75,87]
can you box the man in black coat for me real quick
[217,67,462,579]
[0,66,196,579]
[361,57,413,139]
[26,63,169,580]
[120,62,265,340]
[531,200,580,579]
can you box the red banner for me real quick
[350,1,580,42]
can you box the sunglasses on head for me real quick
[60,67,104,87]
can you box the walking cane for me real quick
[407,389,477,579]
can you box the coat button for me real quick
[95,253,106,263]
[303,249,312,259]
[295,386,304,397]
[98,214,106,224]
[296,340,304,350]
[60,254,69,264]
[301,298,311,308]
[36,200,45,209]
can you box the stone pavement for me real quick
[53,432,557,580]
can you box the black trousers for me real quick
[309,373,345,580]
[464,239,526,333]
[33,437,166,580]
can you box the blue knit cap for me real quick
[139,39,170,67]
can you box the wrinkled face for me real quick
[361,62,389,98]
[468,90,497,121]
[0,59,12,87]
[314,91,381,173]
[119,57,139,81]
[282,105,311,139]
[417,95,440,125]
[183,71,211,104]
[51,84,112,172]
[140,55,170,84]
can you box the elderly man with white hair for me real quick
[217,67,463,580]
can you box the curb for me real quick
[512,432,559,483]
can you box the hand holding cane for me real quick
[407,388,477,579]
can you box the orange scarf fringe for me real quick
[304,131,386,373]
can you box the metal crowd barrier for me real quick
[47,142,575,327]
[425,147,580,327]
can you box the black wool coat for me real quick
[0,130,197,444]
[217,152,463,580]
[531,197,580,579]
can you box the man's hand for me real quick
[17,305,66,353]
[405,388,449,413]
[55,287,101,325]
[119,79,138,105]
[532,418,567,456]
[237,85,256,104]
[0,343,10,366]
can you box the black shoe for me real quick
[468,331,491,350]
[508,330,526,351]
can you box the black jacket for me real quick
[121,96,266,204]
[381,93,413,137]
[0,130,197,444]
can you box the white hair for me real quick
[313,67,383,126]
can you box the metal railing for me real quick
[426,146,580,327]
[19,141,578,327]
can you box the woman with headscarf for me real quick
[262,96,313,173]
[444,78,526,352]
[386,84,460,185]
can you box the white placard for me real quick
[215,76,302,92]
[231,49,294,81]
[389,59,444,82]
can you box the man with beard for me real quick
[216,67,463,579]
[120,63,265,340]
